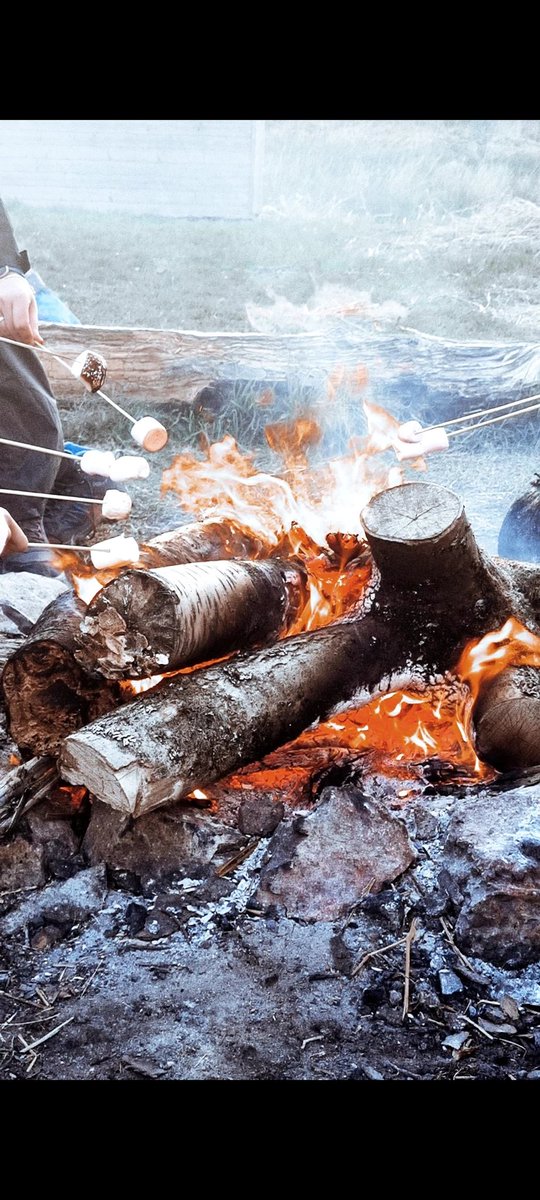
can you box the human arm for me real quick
[0,508,29,557]
[0,200,42,345]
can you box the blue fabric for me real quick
[35,284,81,326]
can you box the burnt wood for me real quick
[59,482,540,816]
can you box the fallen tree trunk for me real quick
[60,482,539,815]
[1,592,121,757]
[76,558,308,679]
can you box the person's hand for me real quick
[0,508,29,557]
[0,272,43,346]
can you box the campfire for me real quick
[2,405,540,820]
[2,378,540,1083]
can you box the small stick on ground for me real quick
[402,917,417,1021]
[351,936,408,979]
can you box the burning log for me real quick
[1,592,121,757]
[59,482,539,816]
[140,519,267,568]
[473,666,540,772]
[76,558,308,679]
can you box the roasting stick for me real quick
[0,332,138,421]
[447,400,540,437]
[0,333,168,450]
[0,486,131,519]
[422,389,540,433]
[26,542,111,552]
[0,436,75,461]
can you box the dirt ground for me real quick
[1,764,540,1083]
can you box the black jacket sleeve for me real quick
[0,200,31,273]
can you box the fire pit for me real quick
[1,407,540,1081]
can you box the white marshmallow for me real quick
[80,450,117,477]
[130,416,168,452]
[101,489,132,520]
[398,420,423,443]
[393,426,449,460]
[90,534,140,570]
[70,350,107,393]
[108,455,150,482]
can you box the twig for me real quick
[351,936,407,978]
[301,1035,324,1050]
[18,1015,74,1054]
[402,917,417,1021]
[216,838,261,877]
[79,959,104,999]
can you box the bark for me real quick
[140,519,267,569]
[472,666,540,772]
[59,482,539,816]
[0,757,59,839]
[76,558,308,679]
[1,592,121,757]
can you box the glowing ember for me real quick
[201,619,540,803]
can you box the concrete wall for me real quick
[0,120,265,219]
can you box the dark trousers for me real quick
[0,343,63,529]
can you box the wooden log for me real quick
[1,592,121,757]
[59,481,538,816]
[39,324,343,403]
[0,756,59,840]
[76,558,308,679]
[37,325,540,420]
[140,518,267,569]
[472,666,540,771]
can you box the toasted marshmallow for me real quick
[101,489,132,520]
[90,534,140,570]
[131,416,168,452]
[108,455,150,482]
[80,450,117,477]
[70,351,107,393]
[393,426,449,460]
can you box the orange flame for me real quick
[202,619,540,804]
[160,408,405,631]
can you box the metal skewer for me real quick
[0,332,137,422]
[423,390,540,433]
[447,401,540,437]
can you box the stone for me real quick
[438,968,464,997]
[440,784,540,967]
[83,800,248,886]
[0,837,45,891]
[255,785,415,921]
[0,572,67,627]
[0,864,107,937]
[238,795,285,837]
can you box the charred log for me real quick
[472,666,540,772]
[60,482,539,815]
[0,756,59,839]
[1,592,121,757]
[76,558,308,679]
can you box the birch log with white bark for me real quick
[59,482,540,815]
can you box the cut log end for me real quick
[473,666,540,771]
[363,481,463,543]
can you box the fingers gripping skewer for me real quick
[0,335,169,452]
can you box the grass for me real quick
[4,120,540,550]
